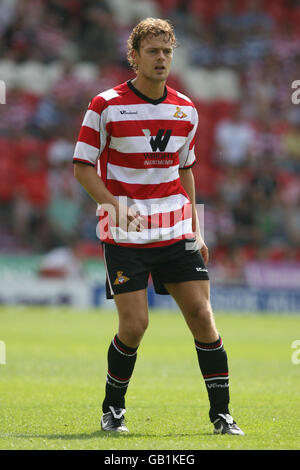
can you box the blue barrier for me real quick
[93,283,300,313]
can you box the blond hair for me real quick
[127,17,177,72]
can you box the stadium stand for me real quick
[0,0,300,285]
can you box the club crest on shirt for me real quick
[113,271,130,285]
[173,107,187,119]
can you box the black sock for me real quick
[195,336,230,422]
[102,334,138,413]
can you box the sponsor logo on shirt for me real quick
[142,128,172,152]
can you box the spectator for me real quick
[282,122,300,172]
[218,165,247,207]
[250,157,278,198]
[214,0,243,43]
[214,106,255,167]
[285,195,300,245]
[13,143,49,249]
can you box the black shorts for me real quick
[102,238,209,299]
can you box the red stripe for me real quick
[92,82,195,107]
[107,120,192,137]
[86,82,195,112]
[101,204,192,230]
[113,337,136,355]
[78,125,100,149]
[108,370,131,381]
[165,86,195,106]
[196,338,223,349]
[102,233,194,248]
[203,373,228,378]
[107,149,179,169]
[189,135,195,150]
[106,178,182,200]
[89,95,108,114]
[141,204,192,229]
[99,142,110,182]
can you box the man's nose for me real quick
[157,50,166,60]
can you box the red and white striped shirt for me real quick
[73,80,198,247]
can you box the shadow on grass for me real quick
[6,430,211,440]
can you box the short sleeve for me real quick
[73,95,107,167]
[178,106,198,169]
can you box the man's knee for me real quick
[188,300,214,325]
[120,313,149,343]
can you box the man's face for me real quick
[133,33,173,83]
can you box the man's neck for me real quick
[131,76,166,100]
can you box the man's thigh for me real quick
[164,279,211,313]
[165,280,218,342]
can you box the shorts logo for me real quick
[173,107,187,119]
[113,271,130,285]
[196,267,208,272]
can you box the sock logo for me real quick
[113,271,130,285]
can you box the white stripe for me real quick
[195,344,224,352]
[111,339,137,357]
[107,163,179,185]
[96,194,190,217]
[109,135,186,154]
[106,377,128,388]
[110,218,193,244]
[73,141,99,164]
[82,109,100,131]
[121,194,190,214]
[176,91,192,103]
[102,244,114,296]
[204,376,230,382]
[97,88,119,101]
[103,103,195,123]
[179,148,196,168]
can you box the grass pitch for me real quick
[0,306,300,450]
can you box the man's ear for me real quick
[131,49,139,70]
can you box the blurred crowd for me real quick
[0,0,300,282]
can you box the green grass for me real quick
[0,306,300,450]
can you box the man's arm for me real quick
[179,168,209,265]
[73,163,143,231]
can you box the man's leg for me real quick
[164,280,230,423]
[102,289,148,414]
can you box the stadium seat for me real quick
[0,59,17,89]
[15,61,50,95]
[182,68,216,101]
[108,0,159,25]
[73,62,99,82]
